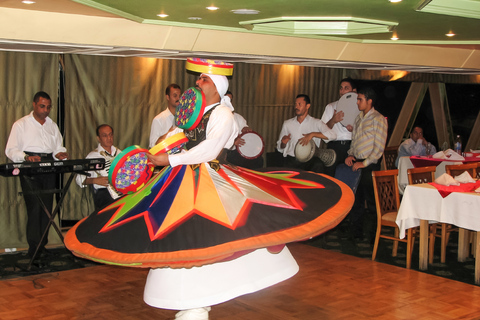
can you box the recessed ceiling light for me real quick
[389,0,402,2]
[231,9,260,15]
[157,13,168,18]
[446,31,455,37]
[22,0,35,4]
[188,17,202,20]
[206,6,219,11]
[391,31,399,40]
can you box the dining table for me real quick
[397,154,480,194]
[396,182,480,284]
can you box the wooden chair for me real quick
[372,169,415,269]
[382,146,399,170]
[407,166,443,264]
[445,163,477,178]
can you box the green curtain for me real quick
[0,52,59,249]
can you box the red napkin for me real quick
[429,180,480,198]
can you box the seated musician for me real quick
[276,94,336,173]
[76,124,122,210]
[5,91,69,258]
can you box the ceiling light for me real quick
[231,9,260,15]
[389,0,402,2]
[157,13,168,18]
[391,31,399,40]
[188,17,202,20]
[446,30,455,37]
[206,6,219,11]
[22,0,35,4]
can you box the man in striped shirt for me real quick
[345,87,387,240]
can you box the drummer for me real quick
[276,94,336,173]
[321,78,357,176]
[225,91,264,169]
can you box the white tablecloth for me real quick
[397,183,480,238]
[397,157,461,194]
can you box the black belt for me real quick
[25,151,53,157]
[331,140,350,145]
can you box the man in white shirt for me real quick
[76,124,122,210]
[321,78,357,175]
[5,91,69,258]
[395,126,436,167]
[277,94,336,174]
[149,84,182,148]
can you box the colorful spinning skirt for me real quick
[65,163,354,269]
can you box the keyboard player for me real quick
[76,124,122,210]
[5,91,69,258]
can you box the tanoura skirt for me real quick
[65,163,354,269]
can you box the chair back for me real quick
[407,166,436,185]
[445,163,477,178]
[382,146,399,170]
[372,170,400,218]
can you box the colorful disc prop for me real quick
[109,132,188,194]
[185,58,233,76]
[175,87,206,130]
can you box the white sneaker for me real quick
[175,307,211,320]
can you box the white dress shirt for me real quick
[276,115,336,157]
[168,103,238,167]
[321,101,352,142]
[76,143,121,190]
[149,108,175,148]
[5,111,67,162]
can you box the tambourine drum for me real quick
[237,131,265,159]
[337,92,360,127]
[294,140,316,163]
[175,87,206,130]
[109,132,188,194]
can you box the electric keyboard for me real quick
[0,158,105,177]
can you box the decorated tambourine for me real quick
[185,57,234,76]
[109,132,188,194]
[175,87,206,130]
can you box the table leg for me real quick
[476,231,480,285]
[419,220,429,271]
[458,228,469,262]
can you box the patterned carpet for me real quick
[0,225,476,286]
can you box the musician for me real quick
[225,91,264,169]
[145,69,298,320]
[321,78,357,176]
[5,91,69,258]
[345,87,387,240]
[75,124,122,210]
[149,83,182,148]
[276,94,336,173]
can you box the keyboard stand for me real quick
[24,172,88,270]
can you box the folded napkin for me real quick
[432,151,447,159]
[429,180,480,198]
[447,151,465,161]
[454,171,476,184]
[434,173,459,186]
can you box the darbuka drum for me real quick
[237,131,265,159]
[109,132,188,194]
[294,140,336,167]
[294,140,316,163]
[337,92,360,127]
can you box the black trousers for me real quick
[226,149,264,169]
[347,159,381,239]
[20,171,56,256]
[92,187,117,211]
[284,155,326,174]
